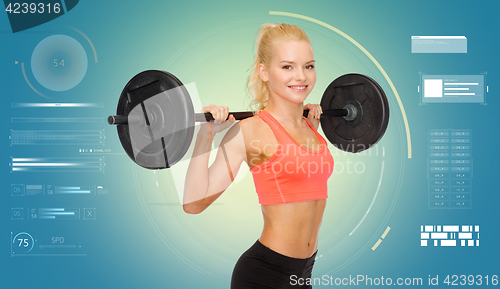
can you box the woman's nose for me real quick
[294,68,306,81]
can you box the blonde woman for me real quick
[183,23,334,288]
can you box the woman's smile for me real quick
[287,85,308,93]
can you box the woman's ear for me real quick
[258,63,269,82]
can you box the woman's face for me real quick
[259,40,316,104]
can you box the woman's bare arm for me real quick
[183,106,247,214]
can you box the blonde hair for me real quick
[246,23,311,112]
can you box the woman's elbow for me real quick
[183,203,205,214]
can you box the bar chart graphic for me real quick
[10,157,105,173]
[31,208,79,219]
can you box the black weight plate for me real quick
[116,70,194,169]
[320,74,389,153]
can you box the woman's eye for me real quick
[306,65,315,69]
[282,65,292,70]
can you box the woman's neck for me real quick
[264,96,304,126]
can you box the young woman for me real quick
[183,23,334,289]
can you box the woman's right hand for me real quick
[199,104,236,136]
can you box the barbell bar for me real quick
[108,107,350,125]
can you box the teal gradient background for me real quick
[1,0,499,288]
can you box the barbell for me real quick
[109,70,389,170]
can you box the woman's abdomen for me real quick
[259,199,326,259]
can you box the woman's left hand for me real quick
[304,103,322,130]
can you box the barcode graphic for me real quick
[421,225,479,247]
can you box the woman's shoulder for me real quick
[237,114,277,149]
[237,114,267,135]
[222,114,263,143]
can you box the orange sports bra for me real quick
[250,110,334,205]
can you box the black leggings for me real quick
[231,239,317,289]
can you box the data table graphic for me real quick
[428,130,472,209]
